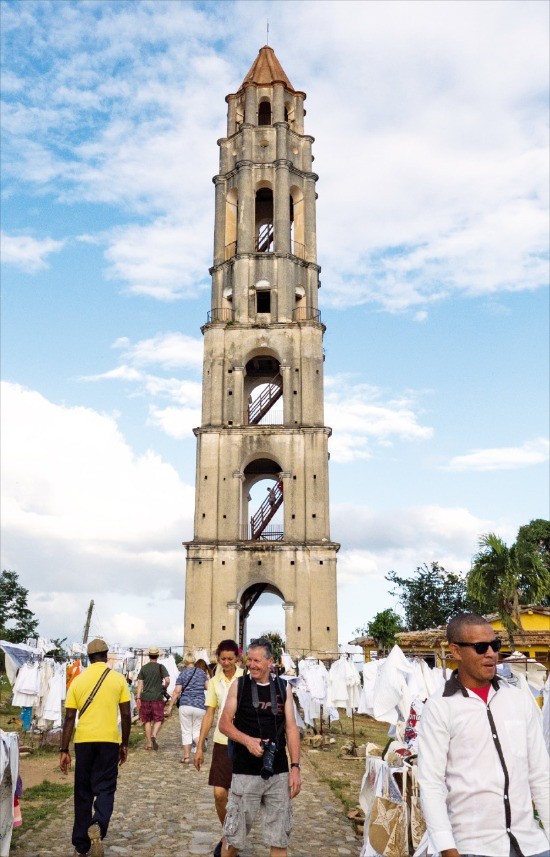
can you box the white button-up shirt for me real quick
[417,673,549,856]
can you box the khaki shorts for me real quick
[223,772,293,850]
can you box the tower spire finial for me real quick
[266,19,269,46]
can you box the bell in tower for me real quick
[183,45,339,659]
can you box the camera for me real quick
[260,739,277,780]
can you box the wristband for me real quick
[291,762,301,769]
[60,748,69,753]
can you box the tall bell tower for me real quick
[183,46,339,659]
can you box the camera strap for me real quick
[250,676,286,745]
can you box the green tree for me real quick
[44,637,68,662]
[467,532,549,645]
[515,518,550,566]
[258,631,285,663]
[386,562,478,631]
[367,608,403,654]
[0,570,39,643]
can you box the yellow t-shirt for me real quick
[205,667,244,745]
[65,662,131,744]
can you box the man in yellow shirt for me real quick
[60,639,131,857]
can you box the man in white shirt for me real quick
[418,613,549,857]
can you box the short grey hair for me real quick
[446,613,491,643]
[248,637,273,659]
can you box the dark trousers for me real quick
[72,742,119,853]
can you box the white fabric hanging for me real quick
[0,730,19,857]
[327,657,361,716]
[372,645,413,724]
[158,655,179,695]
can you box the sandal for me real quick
[180,757,190,764]
[151,737,159,751]
[145,745,152,751]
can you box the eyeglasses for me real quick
[453,639,502,654]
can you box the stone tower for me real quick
[183,46,339,659]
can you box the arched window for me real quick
[241,459,284,541]
[255,188,274,252]
[244,353,282,425]
[258,100,272,126]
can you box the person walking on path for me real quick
[194,639,243,857]
[418,612,549,857]
[135,646,169,751]
[59,638,131,857]
[218,637,302,857]
[166,654,209,763]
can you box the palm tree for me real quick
[467,532,549,646]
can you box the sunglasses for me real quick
[453,639,502,654]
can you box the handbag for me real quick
[368,767,408,857]
[177,667,197,706]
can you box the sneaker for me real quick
[74,851,89,856]
[88,823,104,857]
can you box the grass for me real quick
[303,713,391,817]
[12,780,74,844]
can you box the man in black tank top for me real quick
[218,638,302,857]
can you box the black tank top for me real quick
[232,676,288,776]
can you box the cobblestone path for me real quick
[13,716,360,856]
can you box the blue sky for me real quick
[1,0,548,650]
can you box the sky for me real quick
[1,0,548,653]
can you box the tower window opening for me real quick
[258,100,271,125]
[256,290,271,313]
[191,623,195,629]
[255,188,274,252]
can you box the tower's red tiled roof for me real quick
[241,46,294,91]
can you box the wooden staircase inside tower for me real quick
[255,224,274,252]
[250,480,283,540]
[248,373,283,424]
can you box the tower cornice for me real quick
[193,426,333,438]
[208,255,321,276]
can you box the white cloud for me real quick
[2,1,547,310]
[148,405,201,440]
[332,501,517,641]
[325,376,433,462]
[113,332,203,370]
[0,231,65,273]
[0,382,194,603]
[445,437,549,472]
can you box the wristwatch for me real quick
[59,748,69,753]
[290,762,301,769]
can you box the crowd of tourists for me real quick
[59,614,549,857]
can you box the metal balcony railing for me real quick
[207,308,235,323]
[291,240,305,260]
[225,241,237,260]
[240,524,284,541]
[244,409,283,426]
[292,306,321,323]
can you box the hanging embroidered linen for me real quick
[0,730,19,857]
